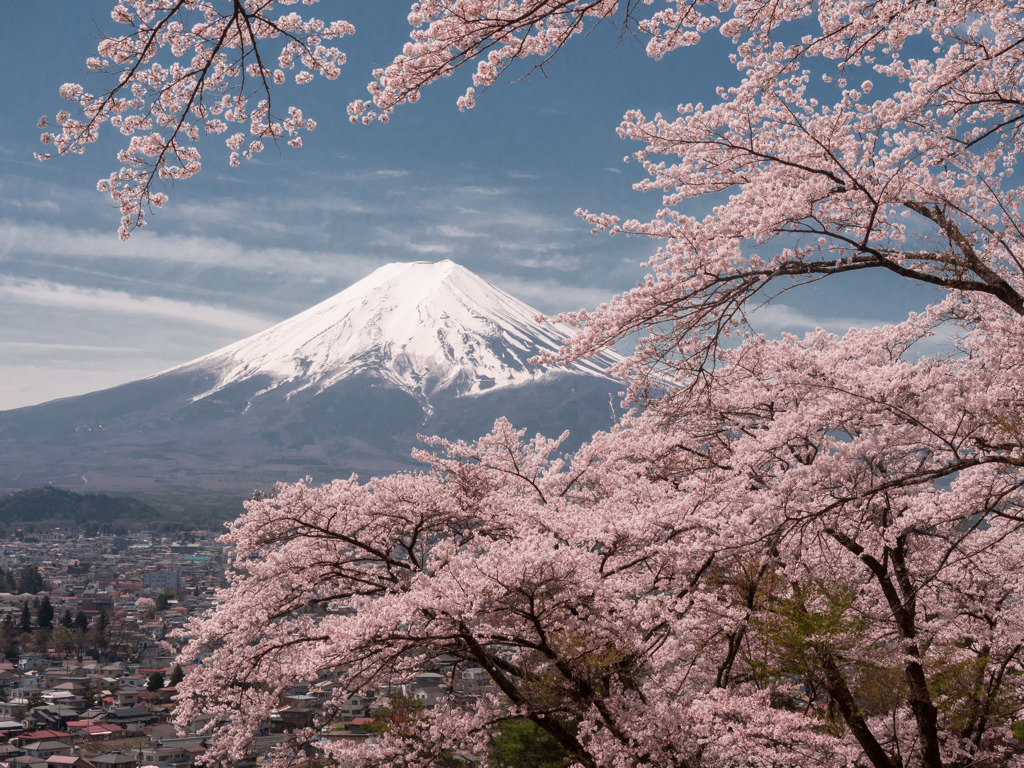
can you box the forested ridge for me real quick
[0,488,160,524]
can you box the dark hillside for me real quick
[0,487,161,524]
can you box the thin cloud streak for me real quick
[751,303,892,336]
[0,341,145,354]
[483,274,618,317]
[0,219,384,281]
[0,276,276,335]
[435,224,484,239]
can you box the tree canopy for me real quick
[49,1,1024,767]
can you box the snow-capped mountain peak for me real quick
[173,260,618,404]
[0,260,625,510]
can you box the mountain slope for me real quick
[169,260,617,404]
[0,261,624,515]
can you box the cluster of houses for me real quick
[0,531,216,767]
[0,656,188,766]
[0,529,501,767]
[0,644,501,768]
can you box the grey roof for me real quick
[90,755,138,766]
[108,707,149,717]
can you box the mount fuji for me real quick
[0,261,625,516]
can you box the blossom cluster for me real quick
[39,0,352,239]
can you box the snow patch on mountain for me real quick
[162,260,620,406]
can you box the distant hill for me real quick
[0,487,161,524]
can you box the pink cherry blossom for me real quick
[39,0,353,239]
[47,2,1024,767]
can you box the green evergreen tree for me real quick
[20,601,30,633]
[36,596,53,630]
[146,670,165,691]
[167,663,184,687]
[60,609,73,629]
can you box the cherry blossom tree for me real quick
[39,0,353,239]
[49,1,1024,767]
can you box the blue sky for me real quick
[0,2,925,410]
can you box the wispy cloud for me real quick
[511,254,581,271]
[449,184,508,197]
[167,200,295,234]
[491,237,570,254]
[0,276,275,335]
[408,242,454,255]
[484,206,578,234]
[749,303,891,336]
[0,219,385,283]
[0,341,145,354]
[484,274,617,316]
[435,224,484,239]
[285,194,376,214]
[2,197,62,213]
[340,168,411,181]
